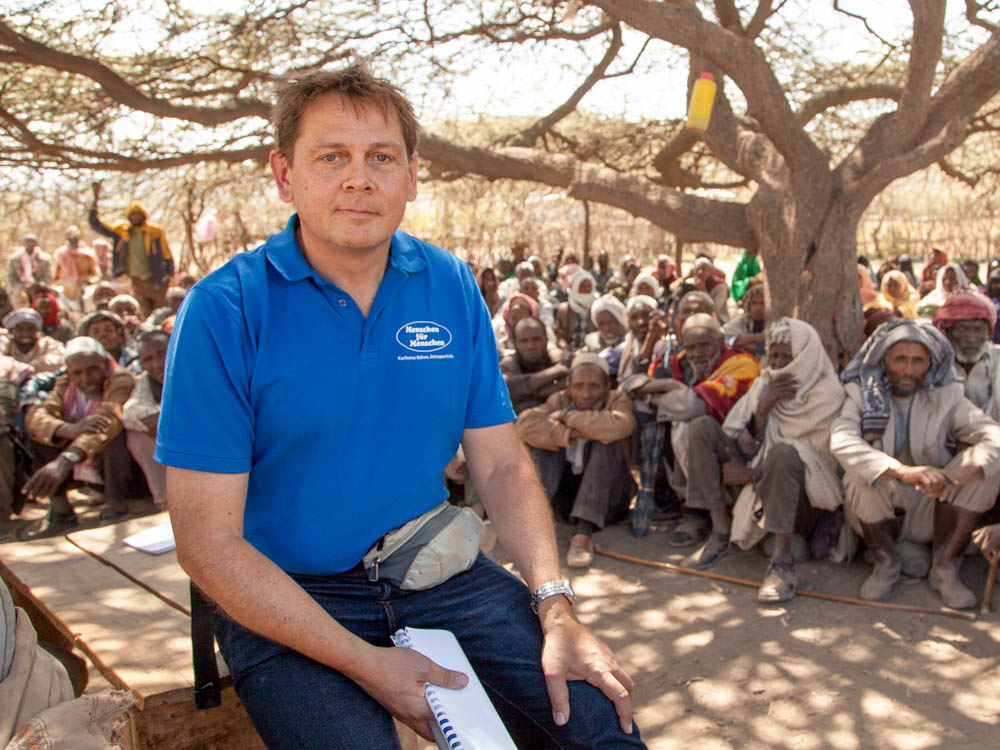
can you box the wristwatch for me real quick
[59,450,84,464]
[530,579,576,614]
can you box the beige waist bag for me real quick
[362,502,484,590]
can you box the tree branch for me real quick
[797,83,903,124]
[508,22,623,147]
[713,0,743,33]
[417,133,755,246]
[832,1,899,49]
[965,0,999,33]
[0,20,270,126]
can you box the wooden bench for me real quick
[0,513,419,749]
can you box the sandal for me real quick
[758,560,797,602]
[682,531,730,570]
[19,511,79,541]
[668,515,709,548]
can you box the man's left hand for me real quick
[23,457,72,500]
[539,600,634,734]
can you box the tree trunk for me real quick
[582,200,591,270]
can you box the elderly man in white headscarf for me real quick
[554,269,598,356]
[585,294,628,380]
[831,319,1000,608]
[20,337,136,539]
[517,352,637,568]
[686,318,845,600]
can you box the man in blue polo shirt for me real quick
[157,66,643,749]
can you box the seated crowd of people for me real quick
[0,215,194,539]
[468,243,1000,610]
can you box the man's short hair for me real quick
[272,65,419,163]
[137,329,171,347]
[512,315,546,339]
[681,313,722,337]
[569,351,610,380]
[678,290,714,310]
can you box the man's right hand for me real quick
[56,414,112,439]
[754,372,797,427]
[973,524,1000,564]
[891,465,953,498]
[354,646,468,741]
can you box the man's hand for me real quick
[890,465,954,499]
[23,457,73,500]
[55,414,112,440]
[973,524,1000,564]
[723,459,757,486]
[539,600,634,734]
[754,372,797,429]
[354,646,469,741]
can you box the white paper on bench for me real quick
[122,522,175,555]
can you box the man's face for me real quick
[942,268,959,292]
[635,281,656,298]
[597,252,609,270]
[66,353,106,398]
[11,322,39,352]
[627,304,651,338]
[675,298,714,333]
[520,278,539,301]
[513,320,547,365]
[747,293,765,322]
[497,259,513,277]
[768,341,793,370]
[138,337,168,383]
[94,242,109,258]
[269,93,418,261]
[884,341,931,396]
[595,311,625,345]
[948,319,990,363]
[576,279,593,295]
[656,259,670,279]
[87,319,123,353]
[507,299,532,330]
[22,238,36,252]
[694,264,712,283]
[682,328,722,379]
[34,296,53,319]
[94,288,115,309]
[110,299,139,320]
[568,365,608,410]
[128,211,145,227]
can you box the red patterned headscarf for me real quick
[933,287,997,336]
[31,292,60,326]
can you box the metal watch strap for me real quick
[530,579,575,614]
[59,449,84,464]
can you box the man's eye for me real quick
[373,153,392,163]
[323,154,340,162]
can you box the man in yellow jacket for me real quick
[88,183,175,317]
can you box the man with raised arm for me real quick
[156,66,642,749]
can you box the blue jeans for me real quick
[215,554,645,749]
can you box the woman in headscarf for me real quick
[554,269,597,355]
[493,292,540,358]
[691,257,731,323]
[475,266,501,317]
[30,292,73,344]
[869,269,920,319]
[916,263,968,318]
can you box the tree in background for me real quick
[1,0,998,358]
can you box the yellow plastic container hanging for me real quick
[686,73,717,132]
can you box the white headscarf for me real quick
[64,336,108,360]
[630,272,662,299]
[918,263,969,314]
[590,294,627,327]
[626,295,658,313]
[568,270,598,314]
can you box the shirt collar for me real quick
[266,215,427,282]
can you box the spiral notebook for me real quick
[391,627,516,750]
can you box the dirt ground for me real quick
[5,500,999,750]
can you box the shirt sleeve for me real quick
[155,284,255,473]
[461,264,516,430]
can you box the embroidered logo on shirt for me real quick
[396,321,453,353]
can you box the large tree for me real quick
[1,0,998,357]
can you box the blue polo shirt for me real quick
[155,216,514,574]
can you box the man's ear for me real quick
[269,150,295,204]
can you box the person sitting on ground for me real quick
[932,288,1000,419]
[52,226,100,311]
[636,314,760,563]
[76,310,141,374]
[921,247,948,285]
[6,234,53,306]
[476,266,501,317]
[690,257,731,323]
[685,319,845,599]
[831,319,1000,608]
[500,317,568,415]
[498,261,536,304]
[122,330,168,510]
[0,353,33,521]
[493,292,540,359]
[31,293,72,344]
[870,269,920,320]
[0,287,12,323]
[917,263,967,317]
[618,295,657,379]
[3,308,64,374]
[83,281,117,312]
[654,254,677,294]
[587,294,628,382]
[141,286,188,332]
[962,259,983,289]
[108,294,142,342]
[519,276,555,329]
[722,283,767,366]
[517,352,637,568]
[592,251,613,293]
[555,270,598,356]
[730,248,761,302]
[21,337,137,538]
[629,272,662,305]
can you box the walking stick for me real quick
[981,557,999,615]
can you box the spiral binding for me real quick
[391,629,466,750]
